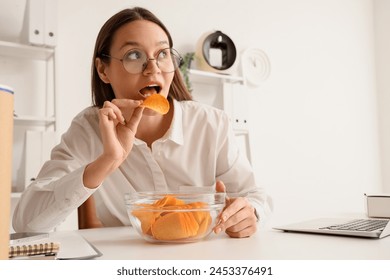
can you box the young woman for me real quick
[13,7,271,238]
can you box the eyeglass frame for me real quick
[100,47,183,74]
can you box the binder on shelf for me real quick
[222,83,251,162]
[25,0,45,46]
[222,83,249,130]
[22,0,58,47]
[43,0,58,47]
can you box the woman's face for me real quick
[97,20,174,102]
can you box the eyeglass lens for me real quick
[122,48,181,74]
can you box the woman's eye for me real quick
[158,49,170,59]
[125,51,142,61]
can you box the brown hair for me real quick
[91,7,192,107]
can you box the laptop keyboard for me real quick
[321,219,388,232]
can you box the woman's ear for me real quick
[95,57,110,84]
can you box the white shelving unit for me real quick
[0,40,57,193]
[14,115,56,126]
[0,40,54,60]
[1,40,59,232]
[189,69,244,83]
[188,69,252,162]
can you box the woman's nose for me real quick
[143,58,161,75]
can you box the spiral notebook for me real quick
[9,242,60,258]
[9,231,101,259]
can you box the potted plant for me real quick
[179,52,195,92]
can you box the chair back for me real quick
[78,196,103,229]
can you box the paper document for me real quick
[49,231,102,260]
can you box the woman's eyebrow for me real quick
[156,40,169,46]
[119,40,170,51]
[119,41,139,50]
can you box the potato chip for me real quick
[142,94,170,115]
[151,213,179,240]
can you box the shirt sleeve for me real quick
[12,111,99,232]
[215,113,273,226]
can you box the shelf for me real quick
[11,192,22,199]
[233,129,249,135]
[14,115,56,126]
[189,69,244,83]
[0,40,54,60]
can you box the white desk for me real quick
[78,225,390,260]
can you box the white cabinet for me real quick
[0,40,57,194]
[188,69,252,162]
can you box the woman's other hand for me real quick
[214,181,257,238]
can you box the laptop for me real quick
[273,217,390,238]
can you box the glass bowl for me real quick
[124,192,226,243]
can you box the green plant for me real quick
[179,52,195,92]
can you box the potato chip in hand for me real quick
[142,94,170,115]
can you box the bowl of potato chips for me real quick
[125,192,226,243]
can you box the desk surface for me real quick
[78,225,390,260]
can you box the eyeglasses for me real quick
[101,48,182,74]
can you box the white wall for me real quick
[1,0,386,225]
[242,0,382,223]
[374,0,390,193]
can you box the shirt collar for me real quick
[134,98,184,146]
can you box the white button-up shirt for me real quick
[13,100,271,232]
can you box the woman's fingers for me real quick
[223,203,257,236]
[214,196,257,237]
[215,181,226,193]
[220,197,252,223]
[102,100,125,124]
[98,107,120,148]
[111,99,142,123]
[99,99,144,134]
[125,106,144,133]
[225,222,257,238]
